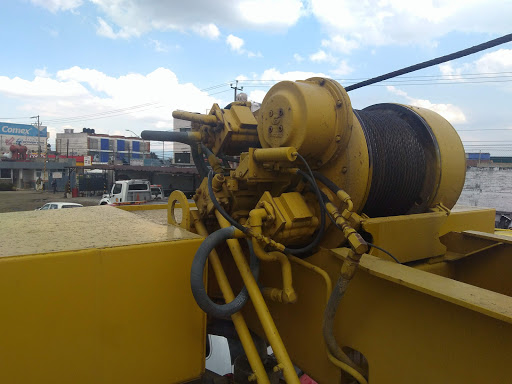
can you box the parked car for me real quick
[36,202,84,210]
[150,185,164,200]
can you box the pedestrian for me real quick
[51,179,57,194]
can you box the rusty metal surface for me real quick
[0,206,199,257]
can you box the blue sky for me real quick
[0,0,511,155]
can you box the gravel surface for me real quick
[0,190,102,213]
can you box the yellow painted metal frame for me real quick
[0,237,206,384]
[243,246,512,384]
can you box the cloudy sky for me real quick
[1,0,511,155]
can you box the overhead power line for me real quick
[0,115,33,120]
[345,33,512,91]
[458,128,512,132]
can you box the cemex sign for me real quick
[0,122,48,152]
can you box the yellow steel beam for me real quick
[0,239,206,384]
[215,211,301,384]
[191,211,271,384]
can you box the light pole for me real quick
[30,115,41,157]
[125,130,146,162]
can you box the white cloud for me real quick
[308,49,352,76]
[96,17,136,39]
[30,0,82,12]
[247,90,267,103]
[321,35,359,54]
[0,75,89,98]
[226,34,245,52]
[192,23,220,39]
[34,68,51,78]
[0,67,221,142]
[149,39,168,53]
[309,50,336,63]
[293,53,304,62]
[247,51,263,58]
[310,0,512,49]
[437,49,512,87]
[438,63,466,82]
[225,34,261,58]
[237,0,304,28]
[259,68,327,82]
[330,60,353,76]
[89,0,303,39]
[474,49,512,72]
[387,86,466,124]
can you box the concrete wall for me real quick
[457,167,512,212]
[56,132,89,156]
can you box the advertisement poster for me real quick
[0,122,48,150]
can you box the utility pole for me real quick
[31,115,41,156]
[162,142,164,162]
[230,80,243,101]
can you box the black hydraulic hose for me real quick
[192,144,209,179]
[312,171,342,195]
[207,170,248,234]
[323,276,366,377]
[190,227,260,318]
[345,33,512,92]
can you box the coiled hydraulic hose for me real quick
[190,226,260,318]
[323,275,367,379]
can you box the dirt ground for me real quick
[0,190,105,213]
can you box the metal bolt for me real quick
[248,373,257,382]
[319,78,325,86]
[278,125,283,132]
[273,364,284,373]
[342,166,348,173]
[269,110,274,117]
[335,135,341,142]
[278,108,284,116]
[336,100,343,108]
[268,126,273,133]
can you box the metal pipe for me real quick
[253,147,297,163]
[172,110,218,126]
[252,240,296,304]
[140,130,201,144]
[215,211,301,384]
[287,255,368,383]
[327,352,368,384]
[191,212,271,384]
[248,208,297,303]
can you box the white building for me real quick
[56,128,149,164]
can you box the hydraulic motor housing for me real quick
[258,77,466,217]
